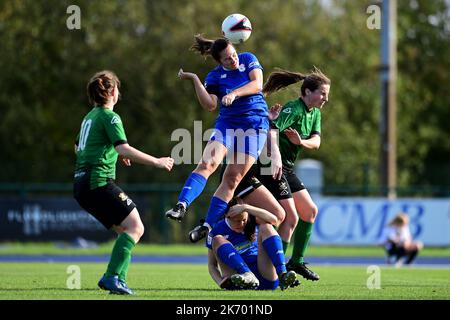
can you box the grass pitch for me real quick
[0,262,448,300]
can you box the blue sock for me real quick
[178,172,207,207]
[216,243,250,274]
[205,196,229,227]
[262,235,287,275]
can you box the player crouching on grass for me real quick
[206,199,299,291]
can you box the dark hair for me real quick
[244,214,257,242]
[190,34,232,63]
[263,67,330,97]
[87,70,120,106]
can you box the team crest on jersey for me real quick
[283,108,292,114]
[221,74,227,79]
[238,64,246,72]
[111,116,121,125]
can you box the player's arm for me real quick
[268,128,283,180]
[284,130,321,150]
[227,204,279,226]
[222,69,263,106]
[178,68,217,112]
[207,248,225,287]
[295,111,322,150]
[300,133,321,150]
[115,143,174,171]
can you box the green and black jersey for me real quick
[272,98,321,170]
[74,106,127,189]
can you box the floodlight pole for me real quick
[380,0,397,198]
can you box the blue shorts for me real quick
[247,261,279,291]
[209,116,269,159]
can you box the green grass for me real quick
[0,242,449,257]
[0,263,448,300]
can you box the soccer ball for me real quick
[221,14,252,44]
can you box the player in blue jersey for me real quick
[165,35,269,243]
[206,200,297,290]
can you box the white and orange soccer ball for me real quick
[221,13,252,44]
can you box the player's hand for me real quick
[270,149,283,180]
[119,155,131,166]
[222,92,237,106]
[178,68,196,81]
[157,157,174,171]
[268,103,282,121]
[226,204,247,218]
[284,127,302,146]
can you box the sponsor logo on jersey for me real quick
[221,74,227,79]
[238,64,246,72]
[111,116,121,125]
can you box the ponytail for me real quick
[190,34,231,62]
[262,68,306,96]
[263,66,330,97]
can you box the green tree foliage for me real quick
[0,0,448,194]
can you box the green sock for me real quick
[118,255,131,282]
[290,219,313,264]
[105,233,136,279]
[282,240,289,255]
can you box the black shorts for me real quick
[258,172,293,200]
[233,164,293,201]
[283,167,306,193]
[73,172,136,229]
[234,165,263,199]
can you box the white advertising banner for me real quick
[311,198,450,246]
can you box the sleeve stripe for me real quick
[310,131,321,137]
[113,140,128,147]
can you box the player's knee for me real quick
[222,173,243,190]
[273,207,285,226]
[212,235,227,251]
[196,160,218,176]
[307,204,318,222]
[259,223,275,236]
[290,212,299,229]
[127,223,144,243]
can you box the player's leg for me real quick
[403,241,423,264]
[166,140,227,221]
[285,170,320,281]
[240,185,285,227]
[189,153,257,243]
[213,235,259,289]
[189,128,267,242]
[258,172,297,254]
[92,183,141,295]
[256,223,297,290]
[278,198,299,254]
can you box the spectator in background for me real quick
[378,212,424,266]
